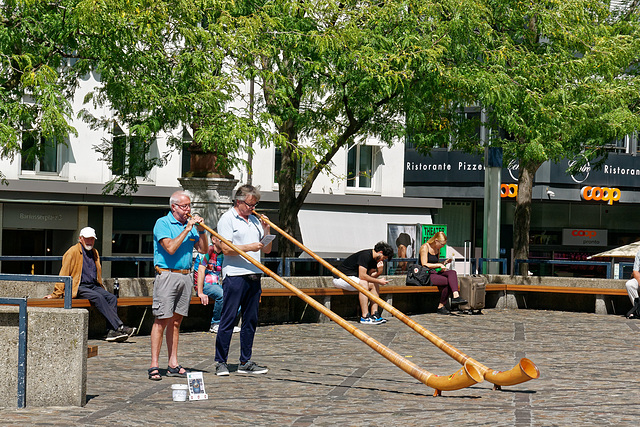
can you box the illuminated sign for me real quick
[562,228,607,246]
[500,184,518,198]
[580,186,621,205]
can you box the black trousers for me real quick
[76,283,123,331]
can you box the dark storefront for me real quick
[404,149,640,276]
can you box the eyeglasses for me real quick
[174,203,191,210]
[242,201,258,209]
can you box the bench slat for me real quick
[87,345,98,358]
[21,282,627,309]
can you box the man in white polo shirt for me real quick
[214,184,273,376]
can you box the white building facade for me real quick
[0,74,440,278]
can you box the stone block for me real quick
[0,306,88,407]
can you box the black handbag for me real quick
[406,264,432,286]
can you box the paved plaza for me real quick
[1,308,639,426]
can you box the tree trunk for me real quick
[513,160,541,275]
[277,141,299,259]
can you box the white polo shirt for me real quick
[217,207,264,277]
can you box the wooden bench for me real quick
[488,283,628,314]
[501,284,627,296]
[24,283,628,316]
[26,285,440,308]
[25,283,627,305]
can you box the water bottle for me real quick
[113,278,120,298]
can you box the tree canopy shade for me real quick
[447,0,640,266]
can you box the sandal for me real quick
[148,367,162,381]
[167,365,187,377]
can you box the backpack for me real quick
[626,297,640,319]
[406,264,432,286]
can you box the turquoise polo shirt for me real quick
[153,212,200,270]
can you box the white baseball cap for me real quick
[79,227,97,239]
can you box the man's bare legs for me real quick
[150,313,184,374]
[358,279,380,317]
[166,313,184,371]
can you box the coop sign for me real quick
[562,228,607,246]
[500,183,518,198]
[580,186,621,205]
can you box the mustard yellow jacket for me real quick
[51,242,104,298]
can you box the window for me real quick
[112,124,147,177]
[347,143,375,188]
[181,127,193,176]
[111,232,154,277]
[604,136,627,153]
[21,132,60,173]
[274,147,308,185]
[458,109,482,145]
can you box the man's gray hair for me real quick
[235,184,261,202]
[170,190,193,207]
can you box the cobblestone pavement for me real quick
[1,308,639,426]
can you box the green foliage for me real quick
[459,0,640,168]
[0,0,82,183]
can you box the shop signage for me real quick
[404,150,485,183]
[406,149,640,189]
[551,155,640,187]
[500,184,518,198]
[3,204,78,230]
[562,228,607,246]
[580,186,621,205]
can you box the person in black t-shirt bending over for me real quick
[332,241,394,325]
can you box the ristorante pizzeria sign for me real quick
[405,149,486,183]
[405,149,640,188]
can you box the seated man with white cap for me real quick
[45,227,136,342]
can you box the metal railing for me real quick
[0,255,633,279]
[0,273,73,309]
[514,259,612,278]
[0,297,28,408]
[477,258,508,275]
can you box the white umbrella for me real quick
[588,240,640,259]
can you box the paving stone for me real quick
[0,308,637,426]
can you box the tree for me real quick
[76,0,499,258]
[228,0,488,256]
[75,0,258,195]
[409,0,640,272]
[0,0,86,184]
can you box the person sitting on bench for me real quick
[45,227,136,342]
[419,232,467,315]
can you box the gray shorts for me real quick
[152,271,193,319]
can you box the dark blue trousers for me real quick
[76,283,123,331]
[215,275,262,364]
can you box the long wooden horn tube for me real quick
[253,210,540,388]
[197,219,482,393]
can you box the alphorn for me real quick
[253,210,540,390]
[196,218,483,395]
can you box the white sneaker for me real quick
[209,324,219,333]
[233,326,241,333]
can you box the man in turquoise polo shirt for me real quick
[148,190,207,381]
